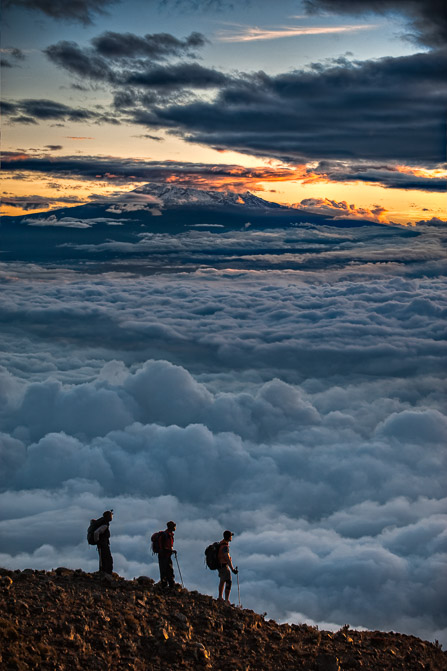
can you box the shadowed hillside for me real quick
[1,568,445,670]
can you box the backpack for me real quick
[151,531,163,554]
[205,542,221,570]
[87,518,104,545]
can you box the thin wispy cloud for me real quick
[217,22,374,43]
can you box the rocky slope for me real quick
[1,568,445,671]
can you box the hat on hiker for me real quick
[103,510,113,520]
[223,530,233,539]
[167,521,176,529]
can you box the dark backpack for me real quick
[205,542,221,570]
[87,518,104,545]
[151,531,163,554]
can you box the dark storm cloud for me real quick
[2,152,444,193]
[45,41,116,82]
[28,23,447,167]
[0,153,292,186]
[4,0,235,24]
[2,100,115,125]
[4,0,119,25]
[4,152,334,215]
[125,62,229,90]
[91,30,206,59]
[1,101,19,115]
[310,161,447,192]
[151,48,446,165]
[45,32,222,92]
[22,99,95,121]
[304,0,447,48]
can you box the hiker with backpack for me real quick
[87,510,114,581]
[205,530,238,603]
[217,530,238,602]
[152,521,177,589]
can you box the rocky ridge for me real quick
[1,568,445,671]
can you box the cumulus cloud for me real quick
[376,409,447,444]
[296,198,390,223]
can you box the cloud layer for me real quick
[2,153,445,198]
[1,232,446,644]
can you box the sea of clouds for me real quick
[0,223,446,644]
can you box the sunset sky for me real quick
[2,0,446,223]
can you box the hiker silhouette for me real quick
[155,521,177,589]
[217,530,238,603]
[88,510,114,581]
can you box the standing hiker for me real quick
[92,510,114,580]
[218,530,238,603]
[157,521,177,589]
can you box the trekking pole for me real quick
[236,567,242,608]
[175,553,184,588]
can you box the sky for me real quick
[2,0,446,224]
[1,0,447,649]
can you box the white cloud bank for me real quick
[0,246,446,645]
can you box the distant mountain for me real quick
[1,184,411,268]
[134,183,284,210]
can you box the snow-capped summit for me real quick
[133,183,284,210]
